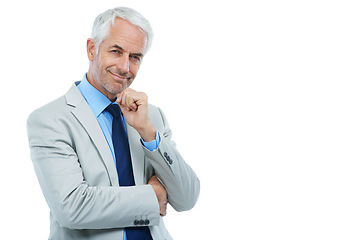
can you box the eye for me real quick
[130,55,142,64]
[111,50,120,54]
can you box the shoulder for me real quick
[27,83,82,124]
[28,96,68,123]
[27,95,71,144]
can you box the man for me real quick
[27,7,200,240]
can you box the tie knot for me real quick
[106,104,121,118]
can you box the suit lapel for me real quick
[65,84,119,187]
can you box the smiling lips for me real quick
[107,69,132,81]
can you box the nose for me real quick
[117,54,130,73]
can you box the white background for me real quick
[1,0,360,239]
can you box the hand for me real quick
[116,88,156,142]
[148,175,168,216]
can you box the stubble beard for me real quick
[92,59,133,101]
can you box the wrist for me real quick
[139,124,157,142]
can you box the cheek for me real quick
[97,54,114,69]
[130,65,140,76]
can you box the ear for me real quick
[87,38,96,61]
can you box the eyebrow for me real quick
[111,44,143,58]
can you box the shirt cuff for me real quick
[141,131,161,151]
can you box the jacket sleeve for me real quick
[27,107,160,230]
[144,107,200,212]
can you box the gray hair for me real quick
[91,7,153,54]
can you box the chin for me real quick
[104,77,133,94]
[101,82,121,96]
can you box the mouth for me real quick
[107,69,132,83]
[108,70,126,81]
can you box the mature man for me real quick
[27,7,200,240]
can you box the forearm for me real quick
[143,137,200,212]
[53,184,159,229]
[28,112,160,230]
[116,90,200,211]
[31,148,160,230]
[142,107,200,211]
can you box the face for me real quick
[87,18,147,101]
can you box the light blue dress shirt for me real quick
[77,74,160,240]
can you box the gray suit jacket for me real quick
[27,82,200,240]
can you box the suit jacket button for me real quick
[144,219,150,225]
[139,220,145,225]
[134,220,140,225]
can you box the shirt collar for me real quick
[77,73,112,117]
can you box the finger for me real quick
[120,91,139,111]
[160,206,167,216]
[147,175,158,184]
[116,88,129,104]
[118,104,129,114]
[115,93,122,104]
[129,102,138,111]
[160,199,168,216]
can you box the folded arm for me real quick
[27,109,160,230]
[116,89,200,212]
[144,107,201,212]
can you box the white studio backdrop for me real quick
[1,0,359,239]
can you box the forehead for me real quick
[103,17,147,53]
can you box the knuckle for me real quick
[140,92,148,99]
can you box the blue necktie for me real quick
[106,104,153,240]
